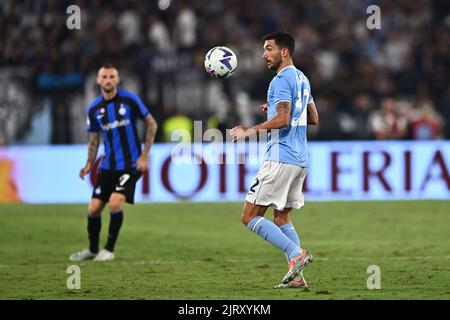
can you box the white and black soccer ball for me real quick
[204,46,238,79]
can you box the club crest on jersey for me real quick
[119,104,126,116]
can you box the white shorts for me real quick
[245,160,308,211]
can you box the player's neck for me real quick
[102,88,118,101]
[276,59,294,74]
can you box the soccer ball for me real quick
[204,46,238,79]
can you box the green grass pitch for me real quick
[1,201,449,300]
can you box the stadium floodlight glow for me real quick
[158,0,171,11]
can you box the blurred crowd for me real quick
[1,0,450,144]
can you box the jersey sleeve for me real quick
[306,76,314,104]
[86,108,100,132]
[273,76,292,105]
[130,94,150,119]
[308,92,314,104]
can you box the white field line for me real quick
[0,256,450,268]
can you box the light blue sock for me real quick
[247,217,300,261]
[280,223,300,246]
[280,223,301,263]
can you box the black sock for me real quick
[87,215,101,254]
[104,211,123,252]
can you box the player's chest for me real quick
[95,102,133,123]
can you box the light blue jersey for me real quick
[266,65,313,167]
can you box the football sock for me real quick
[280,223,301,261]
[280,223,304,275]
[104,211,123,252]
[87,214,101,254]
[247,217,300,261]
[280,223,300,247]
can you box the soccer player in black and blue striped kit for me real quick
[70,65,158,261]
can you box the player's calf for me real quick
[241,201,268,226]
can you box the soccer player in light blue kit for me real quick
[230,32,319,288]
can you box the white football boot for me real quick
[69,248,97,261]
[93,249,115,262]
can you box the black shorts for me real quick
[92,169,142,204]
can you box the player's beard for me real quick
[269,54,282,72]
[102,85,115,93]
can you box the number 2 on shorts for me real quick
[119,174,131,186]
[249,178,259,193]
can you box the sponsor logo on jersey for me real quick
[100,119,130,131]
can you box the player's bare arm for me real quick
[79,132,99,179]
[136,114,158,172]
[231,101,290,141]
[307,101,319,125]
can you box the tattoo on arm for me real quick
[86,133,99,165]
[275,101,291,126]
[141,114,158,157]
[276,101,291,112]
[250,101,291,132]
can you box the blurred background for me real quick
[1,0,450,204]
[2,1,450,300]
[1,0,450,146]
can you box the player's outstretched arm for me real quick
[79,132,99,179]
[136,114,158,172]
[230,101,290,141]
[307,101,319,125]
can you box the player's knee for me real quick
[272,216,282,226]
[109,196,125,212]
[241,212,252,226]
[273,214,290,226]
[88,203,102,216]
[241,203,267,226]
[88,210,101,217]
[241,210,260,226]
[109,202,123,212]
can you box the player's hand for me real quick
[79,163,91,180]
[136,155,149,172]
[230,125,248,142]
[260,103,268,114]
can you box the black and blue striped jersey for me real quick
[86,90,150,171]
